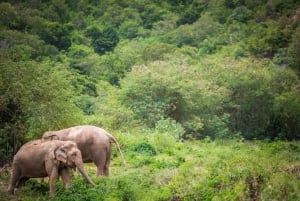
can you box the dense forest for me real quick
[1,0,300,161]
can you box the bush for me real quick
[55,175,143,201]
[0,58,83,158]
[133,142,157,156]
[93,27,119,55]
[39,22,73,50]
[0,2,20,29]
[155,118,184,140]
[118,20,140,39]
[165,15,222,47]
[119,64,184,128]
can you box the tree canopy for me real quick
[1,0,300,159]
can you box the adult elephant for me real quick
[42,125,126,177]
[8,139,96,197]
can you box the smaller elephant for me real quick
[8,139,96,197]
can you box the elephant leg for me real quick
[103,162,110,176]
[93,146,107,177]
[60,168,71,188]
[96,160,110,176]
[8,169,21,194]
[95,156,107,177]
[16,177,30,189]
[49,170,59,197]
[104,146,112,176]
[46,164,59,197]
[96,163,104,177]
[40,177,48,183]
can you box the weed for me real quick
[2,140,300,201]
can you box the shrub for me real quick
[154,118,185,140]
[118,61,231,138]
[55,176,139,201]
[133,142,157,156]
[39,22,73,50]
[165,15,222,47]
[85,26,119,55]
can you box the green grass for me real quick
[1,137,300,201]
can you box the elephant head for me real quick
[54,141,96,187]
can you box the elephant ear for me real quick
[55,146,67,164]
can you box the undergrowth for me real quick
[1,135,299,201]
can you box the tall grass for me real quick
[1,133,299,201]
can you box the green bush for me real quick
[118,20,140,39]
[85,26,119,55]
[0,2,20,29]
[98,27,119,53]
[133,142,157,156]
[39,22,73,50]
[0,56,83,157]
[165,15,222,47]
[118,61,230,138]
[154,118,184,140]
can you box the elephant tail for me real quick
[109,136,126,165]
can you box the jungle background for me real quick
[0,0,300,200]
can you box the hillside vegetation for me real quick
[0,0,300,200]
[1,0,300,156]
[1,138,300,200]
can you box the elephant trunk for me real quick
[75,156,96,187]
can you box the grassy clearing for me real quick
[1,136,300,201]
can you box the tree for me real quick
[246,20,292,58]
[164,15,222,47]
[0,30,58,60]
[0,2,20,29]
[268,68,300,140]
[0,48,82,159]
[176,0,208,25]
[288,27,300,72]
[118,61,230,138]
[86,26,119,55]
[118,20,140,39]
[141,4,167,29]
[39,21,73,50]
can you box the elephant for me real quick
[8,139,96,197]
[42,125,126,177]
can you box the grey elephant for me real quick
[43,125,126,177]
[8,139,96,197]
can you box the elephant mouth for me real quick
[59,160,75,169]
[67,160,76,168]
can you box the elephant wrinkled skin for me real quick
[43,125,126,177]
[8,139,96,197]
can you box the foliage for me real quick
[245,19,292,58]
[287,27,300,71]
[164,15,222,47]
[38,21,73,50]
[0,30,58,60]
[133,142,157,156]
[0,48,82,159]
[86,26,119,55]
[1,0,300,162]
[0,2,20,29]
[118,20,140,39]
[1,4,300,201]
[2,140,300,201]
[154,118,185,140]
